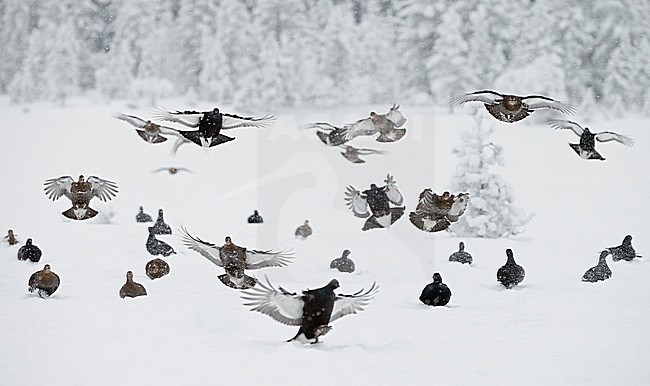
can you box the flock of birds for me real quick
[5,89,642,344]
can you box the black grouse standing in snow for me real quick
[330,249,355,273]
[449,241,473,265]
[4,229,18,245]
[17,238,42,263]
[28,264,60,298]
[146,227,176,257]
[119,271,147,298]
[345,174,404,231]
[241,278,378,344]
[247,210,264,224]
[419,273,452,306]
[153,107,274,148]
[151,209,171,235]
[450,90,575,123]
[607,235,642,262]
[549,120,634,160]
[136,206,153,223]
[180,227,293,289]
[582,251,612,283]
[146,258,170,280]
[44,175,118,220]
[497,249,525,289]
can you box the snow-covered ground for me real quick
[1,98,648,385]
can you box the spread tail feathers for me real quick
[62,206,98,220]
[218,274,257,289]
[316,128,350,146]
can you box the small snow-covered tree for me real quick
[449,109,533,238]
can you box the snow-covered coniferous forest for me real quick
[1,1,649,385]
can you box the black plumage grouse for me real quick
[449,241,473,265]
[450,90,575,123]
[241,278,378,343]
[419,273,452,306]
[28,264,60,298]
[247,210,264,224]
[549,120,634,160]
[146,227,176,257]
[17,238,42,263]
[497,249,525,289]
[151,209,171,235]
[607,235,641,262]
[153,107,274,148]
[345,174,404,231]
[136,206,153,223]
[330,249,355,273]
[582,251,612,283]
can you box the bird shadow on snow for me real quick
[401,301,462,310]
[22,293,70,301]
[480,282,535,292]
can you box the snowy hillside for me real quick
[1,98,648,384]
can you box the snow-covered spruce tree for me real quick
[449,109,533,238]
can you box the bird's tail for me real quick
[62,206,98,220]
[316,128,350,146]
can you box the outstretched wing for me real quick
[447,193,470,222]
[245,247,294,269]
[151,107,201,128]
[330,282,379,323]
[87,176,118,202]
[43,176,74,201]
[522,96,576,115]
[301,122,341,131]
[345,186,370,218]
[548,119,585,138]
[344,118,376,140]
[178,226,223,267]
[595,131,635,147]
[114,113,147,128]
[384,174,403,206]
[240,277,304,326]
[449,90,503,106]
[354,147,387,156]
[222,113,276,130]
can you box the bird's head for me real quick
[623,235,633,244]
[328,279,340,289]
[213,108,220,114]
[433,272,443,283]
[126,271,134,280]
[225,236,233,245]
[459,241,465,250]
[78,175,85,183]
[342,249,351,258]
[44,264,51,271]
[506,248,514,260]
